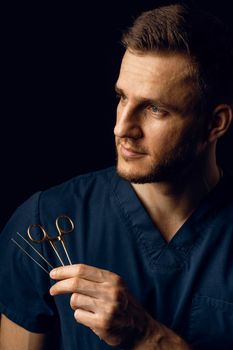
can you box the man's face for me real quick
[114,50,206,183]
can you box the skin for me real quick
[0,315,46,350]
[115,50,204,184]
[115,50,232,241]
[49,264,190,349]
[0,50,232,349]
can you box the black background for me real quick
[1,0,233,231]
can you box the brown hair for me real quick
[122,4,233,112]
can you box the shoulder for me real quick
[1,167,117,236]
[40,166,116,203]
[33,166,119,222]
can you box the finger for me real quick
[50,277,101,297]
[70,293,100,313]
[50,263,113,282]
[74,308,98,330]
[74,309,112,343]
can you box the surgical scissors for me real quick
[27,215,74,266]
[11,215,74,274]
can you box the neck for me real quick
[131,150,222,241]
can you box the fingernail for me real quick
[49,287,54,296]
[50,269,56,278]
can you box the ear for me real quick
[207,104,233,142]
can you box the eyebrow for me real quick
[114,84,173,110]
[114,85,127,98]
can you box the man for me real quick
[0,3,233,350]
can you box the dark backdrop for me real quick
[1,0,233,231]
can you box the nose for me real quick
[114,103,143,140]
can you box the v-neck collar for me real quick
[110,169,232,270]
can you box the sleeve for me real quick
[0,192,58,333]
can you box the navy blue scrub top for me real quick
[0,167,233,350]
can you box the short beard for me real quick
[116,138,202,184]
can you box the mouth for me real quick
[119,144,147,159]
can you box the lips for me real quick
[119,144,146,158]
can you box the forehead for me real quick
[117,50,196,103]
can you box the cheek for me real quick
[145,123,179,154]
[145,119,200,160]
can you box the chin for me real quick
[116,157,187,184]
[117,168,160,184]
[116,160,161,184]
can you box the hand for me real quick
[49,264,151,348]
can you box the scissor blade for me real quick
[11,238,50,274]
[60,239,72,265]
[16,232,54,269]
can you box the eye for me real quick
[151,105,160,113]
[149,104,167,117]
[116,93,127,103]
